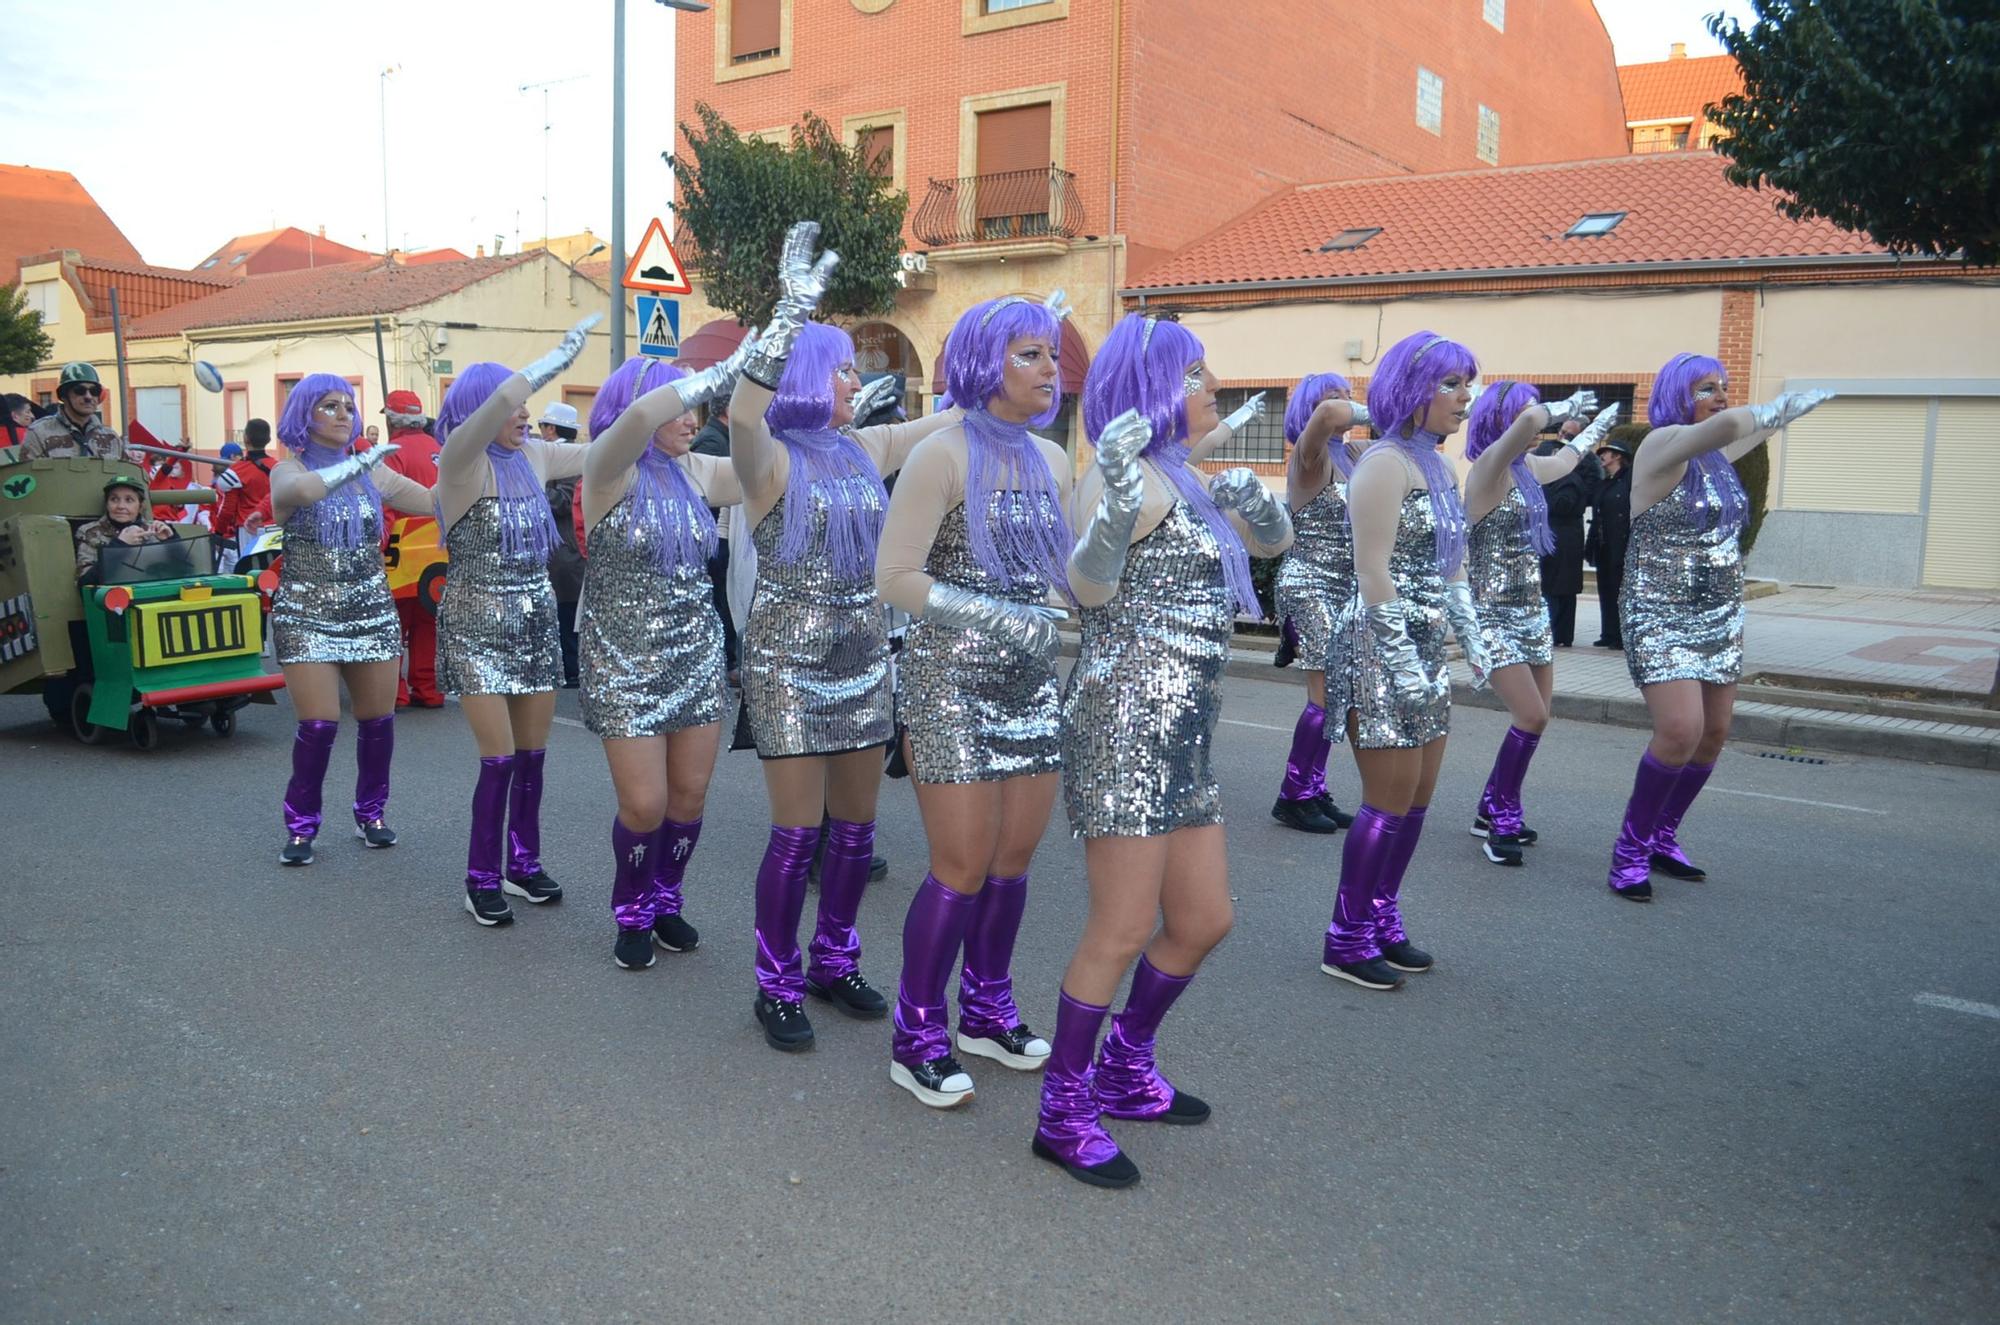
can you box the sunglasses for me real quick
[65,384,102,398]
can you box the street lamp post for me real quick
[610,0,709,370]
[379,65,401,262]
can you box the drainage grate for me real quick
[1755,752,1828,765]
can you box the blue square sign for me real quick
[636,294,681,358]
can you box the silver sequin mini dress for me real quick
[902,495,1064,784]
[1467,485,1554,671]
[437,497,563,696]
[740,481,894,758]
[1329,491,1452,749]
[579,496,726,740]
[1621,475,1744,688]
[272,504,401,666]
[1273,482,1354,671]
[1061,502,1234,839]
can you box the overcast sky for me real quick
[0,0,1756,272]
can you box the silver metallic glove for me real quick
[849,374,902,423]
[1563,403,1621,454]
[1442,579,1491,688]
[1042,288,1074,321]
[1222,390,1267,434]
[1070,408,1153,587]
[211,467,243,493]
[1542,388,1599,429]
[1208,466,1291,546]
[1749,388,1834,431]
[522,315,601,392]
[1347,401,1372,429]
[1361,599,1430,698]
[743,221,841,389]
[317,444,399,494]
[674,330,761,411]
[924,582,1063,663]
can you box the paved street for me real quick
[3,674,1995,1324]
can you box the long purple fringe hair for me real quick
[763,321,887,581]
[1286,371,1358,479]
[1081,315,1259,615]
[1650,352,1746,535]
[1356,330,1473,578]
[435,361,559,563]
[1466,380,1555,556]
[590,356,716,571]
[277,373,380,551]
[942,296,1074,599]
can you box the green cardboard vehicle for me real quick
[1,449,285,748]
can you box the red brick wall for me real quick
[1717,287,1756,396]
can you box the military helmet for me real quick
[59,362,103,393]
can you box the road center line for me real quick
[552,715,588,730]
[1222,718,1297,734]
[1914,993,2000,1021]
[1708,788,1889,815]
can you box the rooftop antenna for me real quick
[520,73,590,302]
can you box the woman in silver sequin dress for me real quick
[431,318,599,928]
[578,345,757,972]
[1321,331,1492,994]
[1270,374,1370,836]
[873,293,1079,1110]
[726,223,969,1054]
[1032,315,1293,1190]
[1602,355,1832,901]
[268,375,434,867]
[1459,383,1619,866]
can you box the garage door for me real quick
[1777,397,1926,513]
[1923,398,2000,589]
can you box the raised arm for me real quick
[874,434,960,616]
[1209,467,1294,559]
[854,400,967,479]
[377,467,435,517]
[1522,404,1621,485]
[726,377,784,507]
[681,451,745,509]
[730,220,842,506]
[1065,409,1153,609]
[269,450,398,524]
[1290,398,1370,504]
[585,334,759,492]
[1466,389,1598,522]
[536,440,593,484]
[1640,390,1834,481]
[1187,390,1268,464]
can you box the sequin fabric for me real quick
[579,495,726,740]
[1329,491,1451,749]
[1622,473,1744,687]
[1061,502,1233,838]
[1467,485,1554,670]
[903,495,1063,783]
[1273,482,1354,670]
[741,480,893,757]
[272,500,400,666]
[438,497,562,696]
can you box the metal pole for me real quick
[610,0,627,370]
[109,286,131,440]
[380,72,391,260]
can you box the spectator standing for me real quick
[534,402,585,686]
[375,390,445,706]
[1586,428,1638,649]
[1535,425,1603,647]
[3,392,34,449]
[212,419,276,548]
[690,394,739,676]
[21,363,123,460]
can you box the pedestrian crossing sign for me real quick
[636,294,680,359]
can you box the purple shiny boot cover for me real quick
[892,874,978,1067]
[653,817,703,917]
[1482,726,1541,837]
[610,817,661,930]
[1651,759,1715,868]
[465,754,516,891]
[1034,991,1124,1168]
[1372,805,1428,947]
[958,871,1029,1038]
[807,817,874,985]
[1608,750,1683,893]
[283,719,339,837]
[1323,804,1404,966]
[1278,702,1330,803]
[1095,956,1195,1120]
[506,747,547,881]
[351,715,394,825]
[754,825,820,1000]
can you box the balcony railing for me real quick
[912,166,1086,248]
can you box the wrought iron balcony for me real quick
[912,166,1087,248]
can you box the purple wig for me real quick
[762,321,887,581]
[943,296,1065,430]
[592,356,716,571]
[1285,371,1357,478]
[1466,380,1554,556]
[1355,330,1476,577]
[1081,315,1258,615]
[279,373,381,551]
[434,360,557,563]
[1649,352,1745,535]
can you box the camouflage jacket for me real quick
[75,518,165,581]
[22,411,123,461]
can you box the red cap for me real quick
[384,389,425,416]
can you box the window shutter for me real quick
[862,126,894,179]
[731,0,781,60]
[974,103,1053,221]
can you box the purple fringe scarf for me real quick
[1145,439,1260,617]
[293,441,384,550]
[1359,429,1468,578]
[962,407,1074,601]
[773,426,889,582]
[485,441,559,564]
[629,446,718,572]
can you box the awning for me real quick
[677,318,753,370]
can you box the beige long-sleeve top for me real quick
[434,371,590,531]
[580,380,743,534]
[269,457,434,525]
[874,425,1072,616]
[1066,458,1292,609]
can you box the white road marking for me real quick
[1914,994,2000,1021]
[1707,788,1888,815]
[553,715,588,730]
[1221,718,1297,734]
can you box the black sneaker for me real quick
[755,994,815,1052]
[502,870,563,904]
[353,818,398,848]
[279,834,315,867]
[1381,939,1434,972]
[463,888,515,927]
[1153,1087,1212,1126]
[1649,852,1706,882]
[868,853,889,883]
[652,912,700,953]
[1613,881,1655,903]
[956,1024,1051,1071]
[890,1055,975,1108]
[806,970,888,1019]
[1270,796,1342,834]
[1471,814,1538,846]
[614,927,656,969]
[1311,793,1356,829]
[1032,1136,1140,1190]
[1482,834,1527,866]
[1320,956,1405,990]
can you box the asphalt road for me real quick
[3,672,1995,1324]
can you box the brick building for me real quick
[668,0,1628,446]
[1618,46,1744,154]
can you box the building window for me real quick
[861,126,895,180]
[716,0,793,83]
[1477,105,1501,165]
[1566,211,1628,237]
[23,280,59,325]
[1416,68,1444,135]
[1483,0,1505,31]
[987,0,1051,10]
[974,100,1056,239]
[962,0,1067,36]
[1319,227,1382,252]
[1210,388,1289,463]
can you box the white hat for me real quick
[538,402,580,428]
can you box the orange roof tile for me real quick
[1618,53,1744,125]
[0,163,144,269]
[1125,152,1896,293]
[127,253,543,338]
[194,226,377,276]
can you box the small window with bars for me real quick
[1416,68,1444,134]
[1209,388,1290,463]
[1477,105,1501,165]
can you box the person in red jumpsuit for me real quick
[212,419,277,558]
[372,390,446,708]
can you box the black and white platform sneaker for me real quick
[614,927,656,970]
[464,888,515,927]
[890,1054,975,1109]
[279,835,315,867]
[956,1024,1051,1071]
[1320,956,1405,991]
[502,871,563,904]
[353,818,398,849]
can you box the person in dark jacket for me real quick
[1535,425,1604,647]
[689,395,738,675]
[546,474,586,687]
[1585,426,1639,649]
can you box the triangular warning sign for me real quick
[622,217,693,294]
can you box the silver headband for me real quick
[1412,334,1450,363]
[979,289,1074,329]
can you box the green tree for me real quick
[668,104,908,327]
[0,282,55,375]
[1708,2,2000,265]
